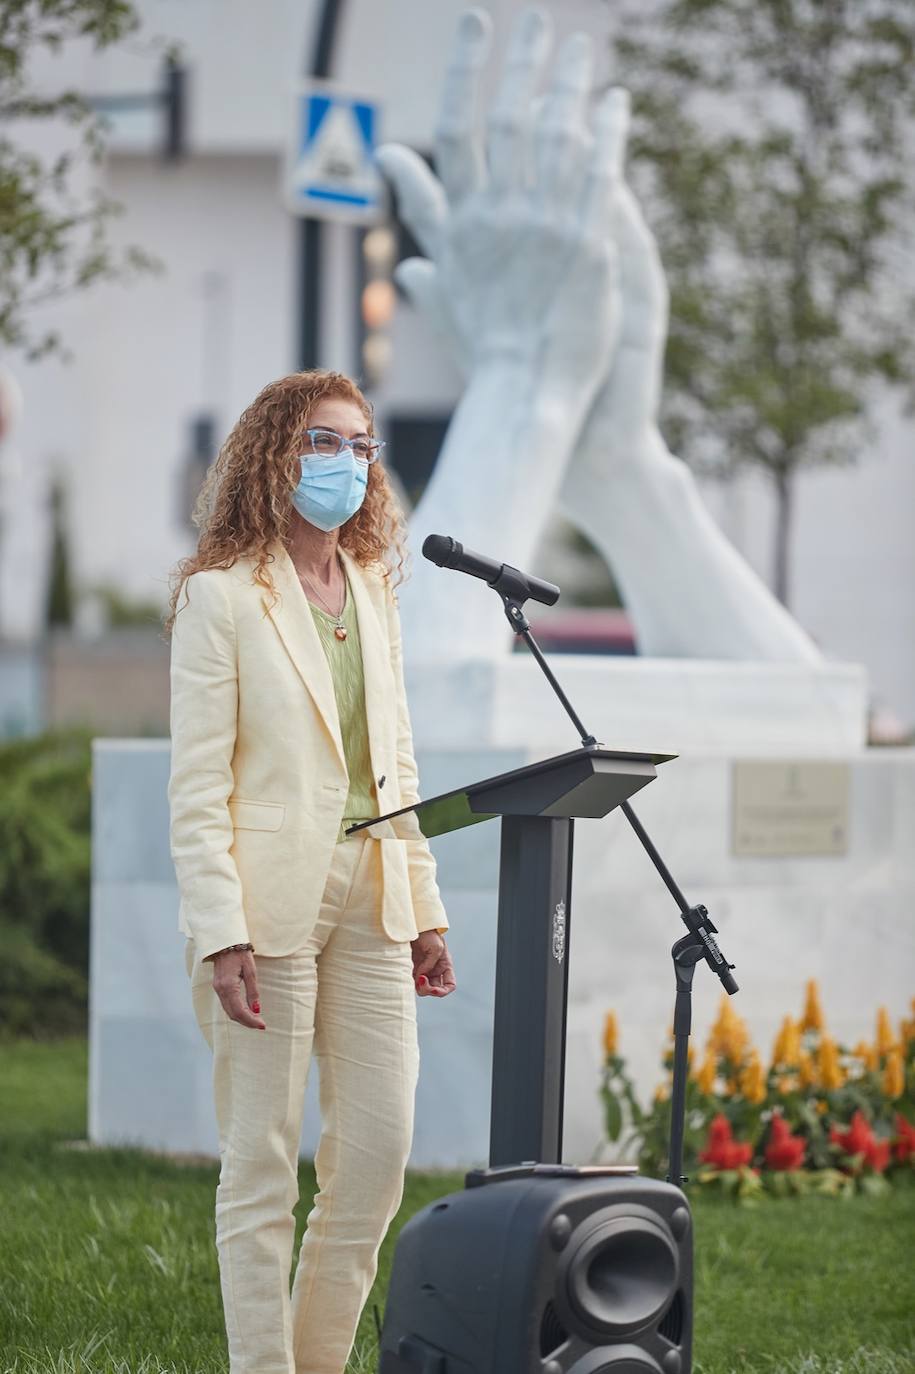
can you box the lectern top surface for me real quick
[345,743,677,841]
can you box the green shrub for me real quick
[0,728,92,1035]
[0,919,87,1038]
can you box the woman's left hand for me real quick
[410,931,456,998]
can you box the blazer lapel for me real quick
[259,541,346,769]
[338,547,393,775]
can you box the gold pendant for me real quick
[334,624,347,641]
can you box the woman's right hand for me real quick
[212,949,266,1030]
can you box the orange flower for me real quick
[708,997,752,1066]
[818,1036,845,1091]
[798,1052,817,1091]
[602,1011,619,1059]
[875,1006,898,1058]
[739,1050,767,1105]
[771,1016,802,1069]
[800,979,825,1034]
[852,1040,878,1073]
[695,1049,717,1095]
[883,1049,905,1100]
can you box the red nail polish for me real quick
[418,976,428,986]
[252,1002,260,1012]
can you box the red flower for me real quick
[764,1113,806,1171]
[699,1113,754,1170]
[893,1114,915,1164]
[830,1110,890,1173]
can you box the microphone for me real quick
[422,534,560,608]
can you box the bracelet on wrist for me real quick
[205,941,255,961]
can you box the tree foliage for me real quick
[608,0,915,602]
[0,0,160,359]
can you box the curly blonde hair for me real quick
[163,370,407,637]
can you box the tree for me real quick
[45,470,73,626]
[0,0,160,359]
[608,0,915,604]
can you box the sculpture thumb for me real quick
[375,143,446,260]
[394,258,471,376]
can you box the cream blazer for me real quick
[167,539,448,961]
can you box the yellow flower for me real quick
[708,994,751,1063]
[776,1073,799,1095]
[602,1011,619,1059]
[771,1016,802,1069]
[798,1052,818,1091]
[883,1049,905,1100]
[876,1006,898,1058]
[739,1050,767,1105]
[800,979,825,1034]
[654,1083,670,1104]
[852,1040,878,1073]
[695,1049,717,1095]
[900,1017,915,1049]
[818,1035,845,1091]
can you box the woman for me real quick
[164,368,455,1374]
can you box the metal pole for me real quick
[298,0,346,370]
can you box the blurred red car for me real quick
[519,608,637,656]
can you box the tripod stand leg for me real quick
[667,935,705,1187]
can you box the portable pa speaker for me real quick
[378,1163,692,1374]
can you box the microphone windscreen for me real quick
[422,534,460,568]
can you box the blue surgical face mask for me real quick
[291,450,368,532]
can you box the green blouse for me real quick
[308,571,379,841]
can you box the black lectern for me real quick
[347,744,675,1168]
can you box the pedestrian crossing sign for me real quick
[285,82,384,223]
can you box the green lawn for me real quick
[1,1037,913,1374]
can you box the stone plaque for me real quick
[732,760,850,857]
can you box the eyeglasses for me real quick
[300,428,385,464]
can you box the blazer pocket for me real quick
[228,797,286,831]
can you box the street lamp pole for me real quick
[298,0,346,370]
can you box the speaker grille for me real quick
[658,1289,684,1346]
[540,1299,569,1357]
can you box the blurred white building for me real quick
[0,0,913,730]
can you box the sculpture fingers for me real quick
[612,181,669,347]
[394,257,471,374]
[376,143,447,261]
[580,86,630,241]
[434,7,492,206]
[533,30,594,211]
[487,5,552,194]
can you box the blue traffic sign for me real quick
[286,84,383,222]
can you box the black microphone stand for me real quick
[492,565,739,1187]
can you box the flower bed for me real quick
[599,985,915,1199]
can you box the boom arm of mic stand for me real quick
[496,579,738,998]
[496,579,597,748]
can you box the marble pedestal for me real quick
[89,656,915,1168]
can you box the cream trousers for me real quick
[184,831,420,1374]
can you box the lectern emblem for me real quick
[551,901,566,964]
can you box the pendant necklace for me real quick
[298,565,348,640]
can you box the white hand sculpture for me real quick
[379,6,822,664]
[378,7,625,661]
